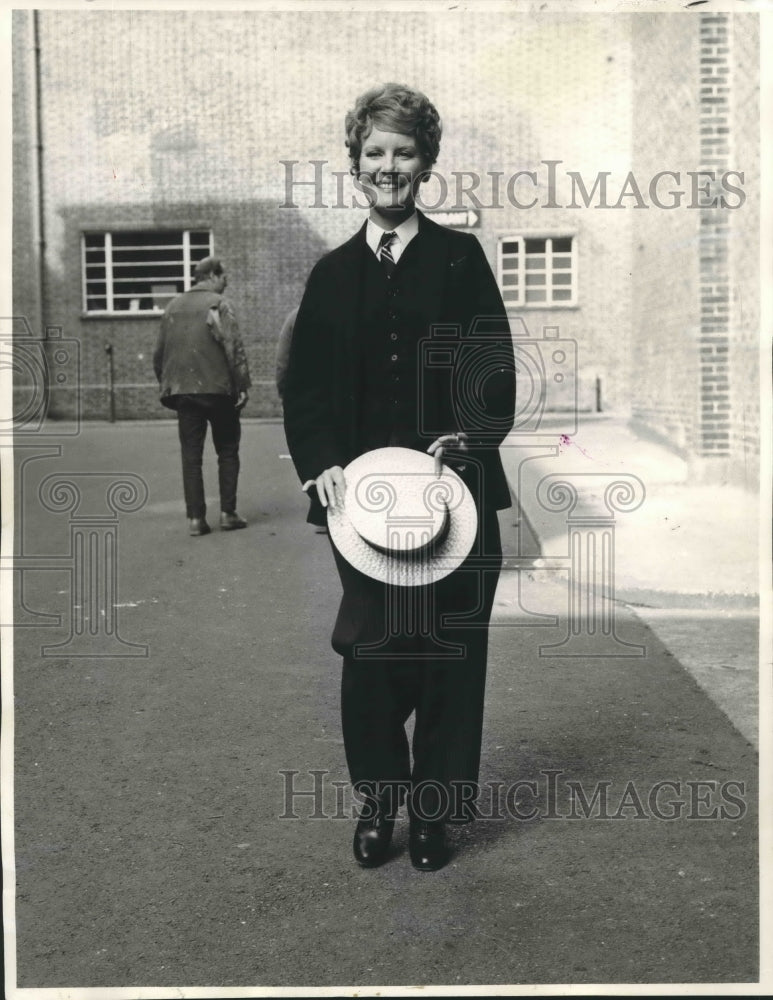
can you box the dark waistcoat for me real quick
[357,234,432,454]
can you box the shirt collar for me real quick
[365,212,419,256]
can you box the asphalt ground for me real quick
[8,421,760,991]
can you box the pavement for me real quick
[497,412,762,749]
[5,419,762,992]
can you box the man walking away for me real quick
[153,256,251,536]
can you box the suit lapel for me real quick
[414,211,450,336]
[335,222,367,362]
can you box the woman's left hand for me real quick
[427,432,468,475]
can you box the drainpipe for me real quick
[33,10,47,339]
[104,343,115,422]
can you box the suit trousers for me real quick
[175,394,241,518]
[336,508,502,822]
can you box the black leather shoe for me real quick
[353,798,395,868]
[188,517,211,536]
[409,819,449,871]
[220,512,247,530]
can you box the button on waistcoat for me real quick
[357,235,429,453]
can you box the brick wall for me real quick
[12,11,42,335]
[697,14,733,460]
[14,9,634,424]
[630,14,701,454]
[727,15,760,486]
[13,9,757,483]
[630,12,759,483]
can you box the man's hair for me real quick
[193,256,224,283]
[345,83,442,174]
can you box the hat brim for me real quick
[327,448,478,587]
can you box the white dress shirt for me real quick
[365,212,419,265]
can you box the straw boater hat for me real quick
[327,447,478,587]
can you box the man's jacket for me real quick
[283,212,516,524]
[153,286,251,408]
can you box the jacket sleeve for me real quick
[208,300,252,393]
[454,235,516,450]
[282,262,348,484]
[275,306,299,400]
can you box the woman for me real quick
[283,83,515,871]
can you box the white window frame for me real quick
[497,234,577,309]
[81,228,214,316]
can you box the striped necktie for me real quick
[378,231,398,277]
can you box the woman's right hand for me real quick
[312,466,346,510]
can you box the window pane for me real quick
[113,264,184,279]
[498,234,574,309]
[112,247,183,263]
[111,230,183,248]
[83,229,213,312]
[112,295,155,311]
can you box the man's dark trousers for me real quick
[176,394,241,518]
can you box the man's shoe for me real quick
[353,798,395,868]
[220,512,247,530]
[188,517,211,536]
[409,820,449,872]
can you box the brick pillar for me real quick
[697,13,732,457]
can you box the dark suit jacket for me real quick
[283,212,516,525]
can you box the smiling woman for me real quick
[283,82,516,874]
